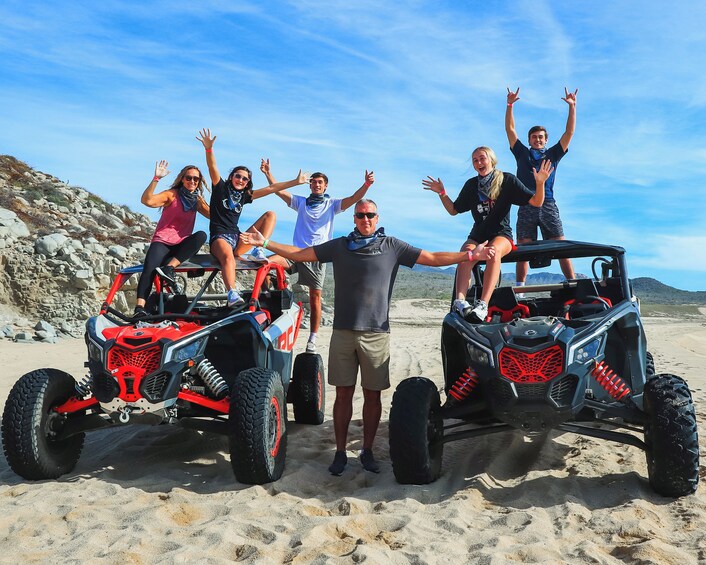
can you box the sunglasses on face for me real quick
[233,173,250,182]
[183,175,201,182]
[355,212,378,219]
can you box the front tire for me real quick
[389,377,443,484]
[289,353,325,424]
[229,368,287,484]
[1,369,85,480]
[643,373,699,497]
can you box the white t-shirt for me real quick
[290,195,344,248]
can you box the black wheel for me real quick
[289,353,325,425]
[229,368,287,484]
[1,369,84,480]
[643,373,699,497]
[646,351,655,378]
[389,377,443,484]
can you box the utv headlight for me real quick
[467,342,492,366]
[570,338,602,364]
[167,337,207,364]
[87,340,103,363]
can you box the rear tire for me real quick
[229,368,287,484]
[389,377,443,484]
[643,373,699,497]
[646,351,655,378]
[289,353,325,424]
[1,369,84,480]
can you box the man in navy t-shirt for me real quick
[505,87,578,287]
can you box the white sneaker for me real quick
[305,341,317,353]
[468,300,488,323]
[453,299,471,316]
[244,247,268,263]
[227,289,245,307]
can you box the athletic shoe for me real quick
[156,265,181,293]
[133,306,149,320]
[244,247,268,263]
[467,299,488,323]
[359,449,380,473]
[305,341,317,353]
[227,289,245,308]
[452,299,472,316]
[328,451,348,476]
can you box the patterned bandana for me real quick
[178,186,199,212]
[529,147,547,162]
[306,193,330,208]
[477,169,495,202]
[346,227,386,250]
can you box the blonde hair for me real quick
[472,146,504,201]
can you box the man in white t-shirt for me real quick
[261,160,374,352]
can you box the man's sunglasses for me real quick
[233,173,250,182]
[183,175,201,182]
[355,212,378,219]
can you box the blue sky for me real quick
[2,1,706,290]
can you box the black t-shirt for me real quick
[452,172,534,242]
[209,178,253,237]
[511,140,566,201]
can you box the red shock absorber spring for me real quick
[591,360,631,401]
[449,367,479,402]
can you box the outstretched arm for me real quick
[558,87,578,151]
[417,241,496,266]
[528,160,554,207]
[196,128,220,185]
[252,169,308,200]
[196,195,210,218]
[260,158,293,206]
[141,160,173,208]
[240,228,318,262]
[422,176,458,216]
[505,87,520,148]
[340,170,375,211]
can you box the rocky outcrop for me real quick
[0,155,329,341]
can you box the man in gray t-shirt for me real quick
[241,199,494,476]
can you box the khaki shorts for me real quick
[328,329,391,391]
[286,259,326,290]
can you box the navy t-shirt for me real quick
[313,235,421,332]
[453,173,534,243]
[511,140,566,201]
[209,178,253,238]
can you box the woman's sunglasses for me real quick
[355,212,378,219]
[183,175,201,182]
[233,173,250,182]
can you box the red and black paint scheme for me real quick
[1,254,324,485]
[389,240,700,498]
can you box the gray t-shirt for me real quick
[313,235,421,332]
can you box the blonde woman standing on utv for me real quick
[423,146,553,322]
[133,160,210,319]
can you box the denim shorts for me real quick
[210,232,240,249]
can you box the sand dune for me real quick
[1,301,705,563]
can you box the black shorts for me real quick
[516,200,565,241]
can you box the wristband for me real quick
[439,189,446,197]
[507,103,513,107]
[262,238,270,249]
[152,176,160,182]
[467,250,475,262]
[205,148,213,153]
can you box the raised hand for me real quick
[422,176,445,195]
[154,160,170,179]
[260,158,271,176]
[240,227,265,247]
[562,87,578,106]
[533,159,555,183]
[196,128,217,149]
[296,169,310,184]
[364,170,375,187]
[470,240,496,261]
[507,87,521,105]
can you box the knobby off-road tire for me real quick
[229,368,287,484]
[289,353,325,425]
[389,377,443,484]
[646,351,655,378]
[1,369,84,480]
[643,373,699,497]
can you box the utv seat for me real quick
[487,286,530,323]
[563,279,612,319]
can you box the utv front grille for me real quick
[107,345,162,376]
[499,345,564,384]
[515,383,549,399]
[549,375,578,406]
[93,372,121,403]
[141,372,171,402]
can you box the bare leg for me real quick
[332,386,355,451]
[211,238,237,290]
[515,237,532,283]
[361,388,382,451]
[236,211,277,255]
[550,236,576,279]
[309,288,322,334]
[455,240,478,300]
[480,237,513,304]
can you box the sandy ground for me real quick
[0,301,705,564]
